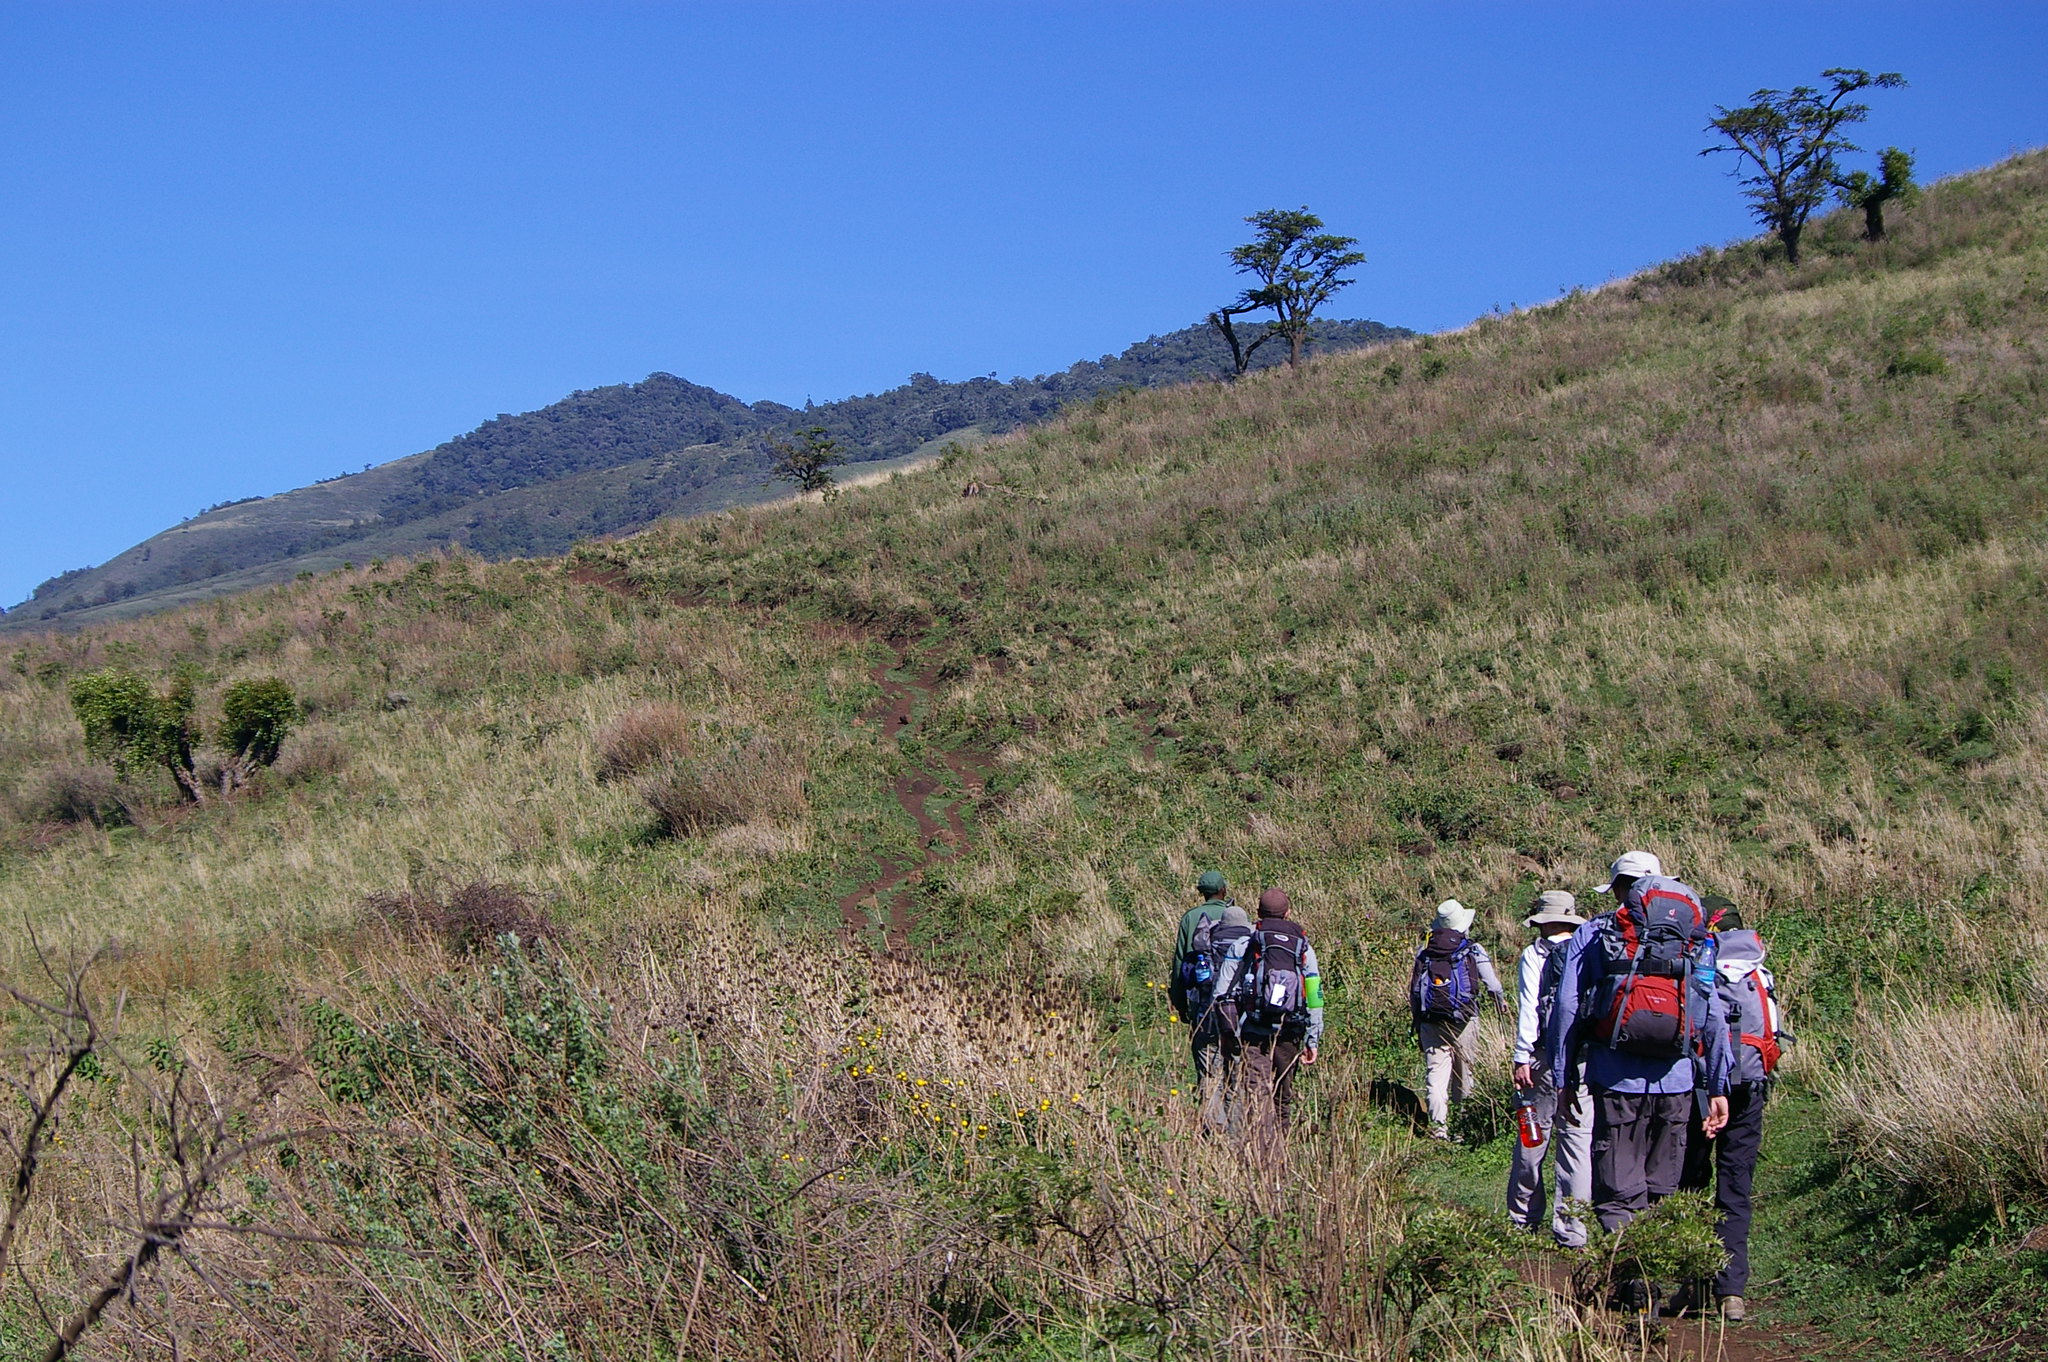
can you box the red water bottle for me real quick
[1516,1103,1545,1148]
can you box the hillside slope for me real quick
[8,317,1410,628]
[1,154,2045,1358]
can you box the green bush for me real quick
[220,677,300,767]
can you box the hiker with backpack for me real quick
[1677,898,1790,1323]
[1409,899,1511,1142]
[1545,851,1734,1312]
[1169,870,1253,1129]
[1506,890,1594,1247]
[1211,887,1323,1141]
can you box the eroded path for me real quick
[836,640,993,951]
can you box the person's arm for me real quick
[1167,909,1191,1020]
[1300,942,1324,1055]
[1511,946,1541,1078]
[1473,942,1512,1017]
[1547,930,1588,1093]
[1472,942,1506,998]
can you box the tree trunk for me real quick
[1209,311,1249,376]
[1779,221,1803,265]
[1863,200,1886,241]
[1286,325,1305,369]
[166,758,206,805]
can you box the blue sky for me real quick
[3,3,2043,608]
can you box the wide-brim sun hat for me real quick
[1593,849,1663,894]
[1431,898,1476,933]
[1523,889,1585,929]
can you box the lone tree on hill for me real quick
[1837,146,1920,241]
[1703,68,1905,264]
[766,427,846,501]
[1210,208,1366,373]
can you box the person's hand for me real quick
[1300,1046,1318,1066]
[1512,1062,1534,1090]
[1557,1084,1579,1116]
[1495,995,1513,1020]
[1702,1095,1730,1138]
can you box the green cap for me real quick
[1197,870,1227,894]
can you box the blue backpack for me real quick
[1411,929,1479,1024]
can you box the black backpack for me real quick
[1237,918,1310,1028]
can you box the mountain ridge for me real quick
[6,317,1410,629]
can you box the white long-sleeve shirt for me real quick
[1511,938,1563,1064]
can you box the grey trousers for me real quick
[1190,1021,1239,1131]
[1418,1016,1479,1130]
[1590,1089,1691,1232]
[1507,1080,1594,1247]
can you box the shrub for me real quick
[220,677,300,766]
[639,733,805,837]
[596,702,695,782]
[1822,1001,2048,1208]
[1572,1190,1726,1302]
[269,725,349,784]
[364,881,555,951]
[68,665,203,800]
[14,762,134,828]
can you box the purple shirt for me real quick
[1545,915,1732,1096]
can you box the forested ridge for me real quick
[9,317,1408,627]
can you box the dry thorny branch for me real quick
[0,933,345,1360]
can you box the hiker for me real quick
[1168,870,1252,1129]
[1545,851,1733,1313]
[1212,887,1323,1142]
[1506,890,1594,1248]
[1677,898,1790,1323]
[1409,898,1510,1141]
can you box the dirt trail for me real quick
[1513,1258,1835,1361]
[566,564,994,952]
[836,640,993,951]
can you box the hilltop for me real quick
[6,317,1409,629]
[2,153,2046,1358]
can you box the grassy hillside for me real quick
[7,319,1410,630]
[2,153,2046,1359]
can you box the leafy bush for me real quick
[67,665,202,800]
[219,677,299,766]
[1572,1190,1726,1302]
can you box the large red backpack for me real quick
[1589,877,1712,1059]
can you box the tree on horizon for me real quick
[1703,68,1906,264]
[1211,209,1366,371]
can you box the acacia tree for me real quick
[1703,68,1905,264]
[1837,146,1919,241]
[766,427,846,501]
[1211,208,1366,371]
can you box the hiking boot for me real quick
[1428,1125,1452,1141]
[1608,1278,1654,1314]
[1720,1295,1747,1322]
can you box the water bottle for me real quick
[1192,953,1213,987]
[1516,1102,1545,1148]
